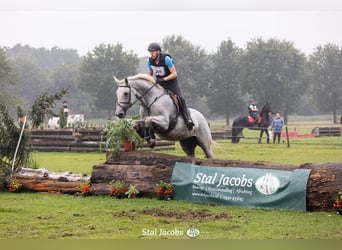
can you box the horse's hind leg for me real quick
[258,130,263,144]
[179,137,197,157]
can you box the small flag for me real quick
[19,116,26,123]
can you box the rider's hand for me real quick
[156,77,165,84]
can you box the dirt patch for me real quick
[114,207,230,221]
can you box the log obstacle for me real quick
[311,127,341,137]
[27,128,175,152]
[8,151,342,211]
[27,129,232,152]
[91,152,342,211]
[13,168,90,194]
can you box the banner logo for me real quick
[255,173,280,195]
[186,227,200,238]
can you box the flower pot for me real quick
[123,140,136,152]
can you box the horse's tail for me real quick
[209,140,218,158]
[231,118,243,143]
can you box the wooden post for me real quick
[285,126,290,148]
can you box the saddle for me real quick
[247,116,262,124]
[168,91,181,115]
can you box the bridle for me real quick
[116,78,165,113]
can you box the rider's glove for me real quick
[156,77,165,84]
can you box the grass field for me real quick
[1,118,342,239]
[1,192,341,239]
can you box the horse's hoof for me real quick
[149,139,156,148]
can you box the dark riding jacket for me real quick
[149,53,181,96]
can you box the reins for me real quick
[117,78,167,113]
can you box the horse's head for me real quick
[260,102,273,124]
[261,102,272,114]
[114,76,132,118]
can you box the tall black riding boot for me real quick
[180,97,194,130]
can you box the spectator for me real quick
[271,113,284,144]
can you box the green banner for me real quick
[171,162,311,211]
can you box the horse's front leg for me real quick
[136,107,157,148]
[265,129,270,143]
[144,115,170,132]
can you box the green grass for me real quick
[1,119,342,239]
[31,152,106,175]
[0,192,341,239]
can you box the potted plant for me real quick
[155,180,174,200]
[102,116,143,157]
[80,179,91,196]
[125,184,140,198]
[6,174,22,192]
[109,180,128,199]
[333,191,342,215]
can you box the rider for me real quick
[248,99,258,126]
[63,101,69,118]
[147,42,194,130]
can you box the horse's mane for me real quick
[128,73,155,83]
[125,73,163,89]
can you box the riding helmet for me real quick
[147,42,161,52]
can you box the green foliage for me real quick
[28,87,68,128]
[0,47,16,86]
[11,57,53,108]
[58,107,67,128]
[239,38,307,121]
[5,174,22,192]
[3,39,342,124]
[310,43,342,123]
[102,116,143,157]
[125,184,140,198]
[5,44,80,70]
[79,43,139,117]
[0,47,16,104]
[0,100,30,175]
[208,39,244,124]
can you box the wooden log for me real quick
[14,167,90,194]
[91,151,342,211]
[91,151,194,196]
[90,151,296,197]
[300,162,342,211]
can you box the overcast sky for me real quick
[1,0,342,57]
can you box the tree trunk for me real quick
[300,162,342,211]
[11,167,90,194]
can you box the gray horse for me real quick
[114,73,214,159]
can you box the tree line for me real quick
[1,35,342,125]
